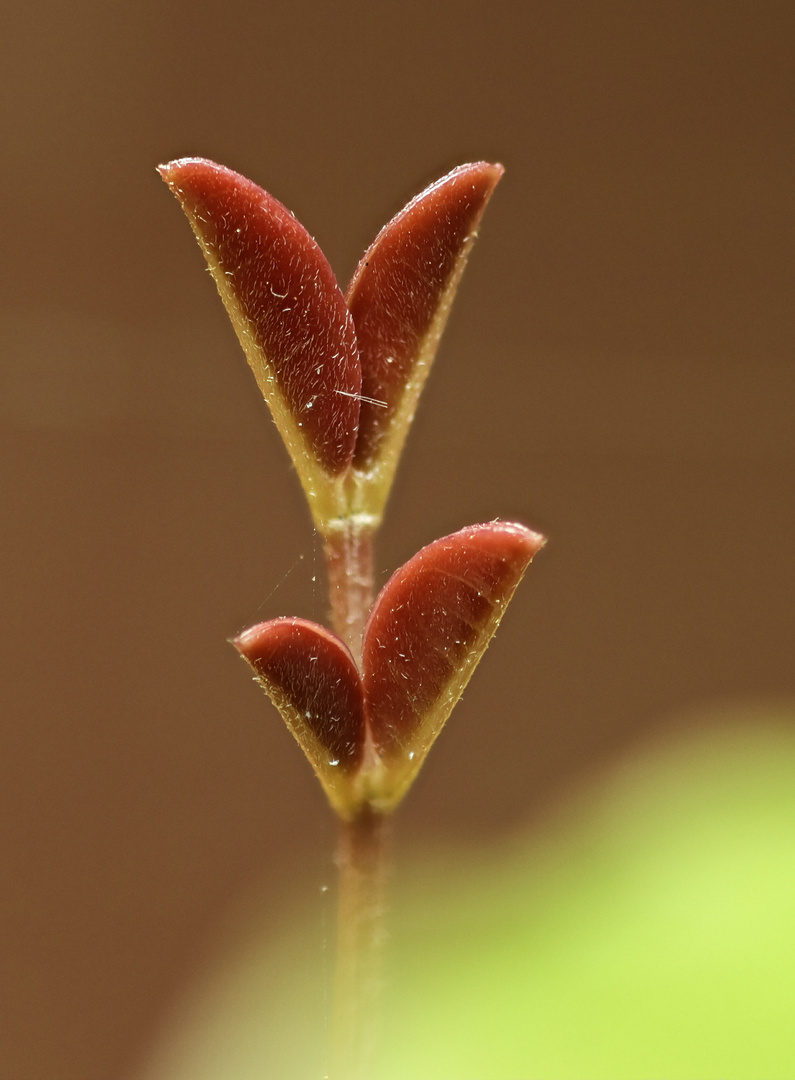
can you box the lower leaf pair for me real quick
[233,521,544,818]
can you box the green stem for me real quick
[323,520,375,667]
[331,806,390,1080]
[323,521,388,1077]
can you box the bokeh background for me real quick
[2,2,793,1078]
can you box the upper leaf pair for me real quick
[233,521,544,817]
[158,158,503,534]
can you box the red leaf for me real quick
[233,524,543,815]
[346,163,503,477]
[159,158,361,477]
[232,618,365,807]
[361,522,544,804]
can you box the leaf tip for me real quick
[483,519,547,561]
[156,156,205,190]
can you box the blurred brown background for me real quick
[2,2,793,1077]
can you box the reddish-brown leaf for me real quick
[232,617,365,789]
[159,158,361,477]
[361,522,544,804]
[346,162,503,476]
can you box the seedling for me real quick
[159,158,545,1078]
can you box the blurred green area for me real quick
[138,712,795,1080]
